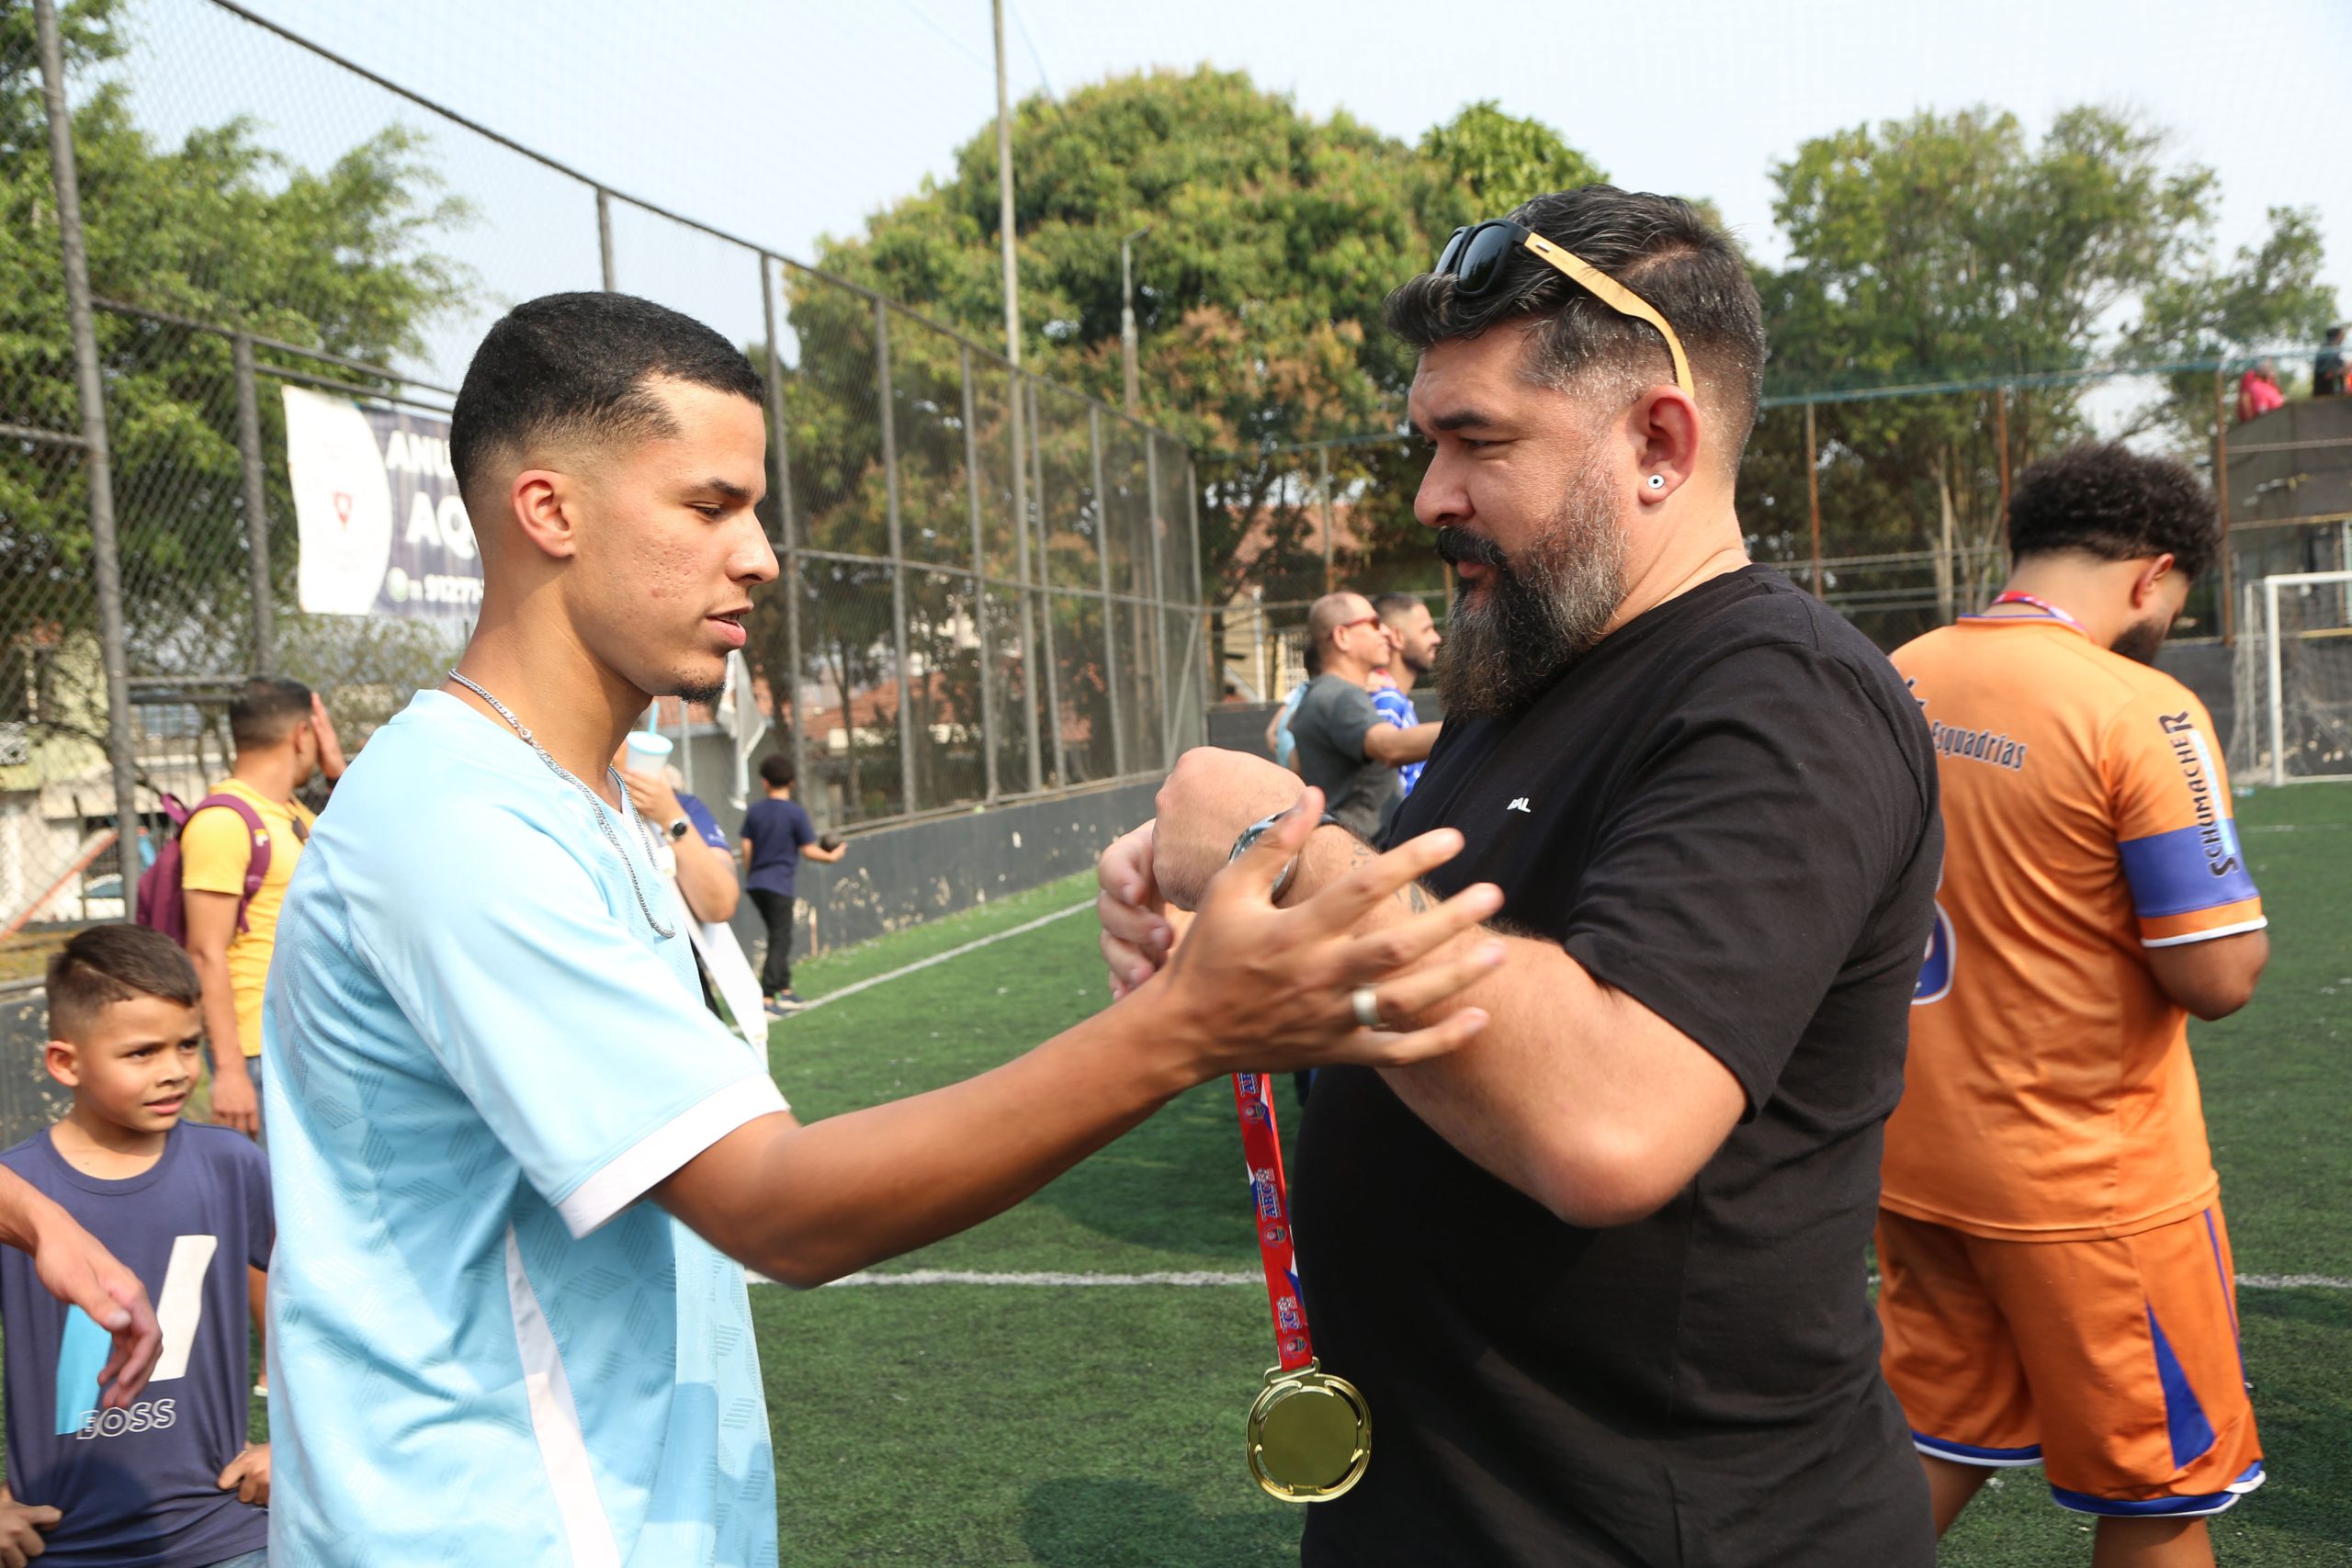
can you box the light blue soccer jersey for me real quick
[262,691,787,1566]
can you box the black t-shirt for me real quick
[1295,567,1940,1568]
[1291,674,1402,840]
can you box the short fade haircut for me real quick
[759,752,797,790]
[46,925,200,1042]
[2007,443,2221,581]
[449,292,767,518]
[229,675,312,750]
[1385,186,1768,469]
[1371,592,1424,625]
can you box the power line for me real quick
[1007,0,1062,111]
[893,0,986,68]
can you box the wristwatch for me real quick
[666,817,693,841]
[1228,805,1349,904]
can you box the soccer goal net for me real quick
[2229,570,2352,785]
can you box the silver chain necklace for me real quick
[445,671,675,941]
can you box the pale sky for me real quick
[126,0,2352,394]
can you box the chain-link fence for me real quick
[3,0,1206,979]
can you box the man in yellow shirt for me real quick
[180,677,345,1137]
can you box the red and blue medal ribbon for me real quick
[1232,1070,1314,1371]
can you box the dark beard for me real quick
[676,677,727,707]
[2109,615,2170,666]
[1436,469,1628,718]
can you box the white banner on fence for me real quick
[283,385,481,618]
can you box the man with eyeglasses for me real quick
[1097,186,1941,1563]
[1287,591,1442,841]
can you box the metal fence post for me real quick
[1088,405,1126,776]
[1804,401,1824,597]
[960,346,1001,803]
[232,333,276,675]
[1143,431,1170,768]
[1007,371,1044,794]
[759,254,810,803]
[1189,457,1208,751]
[596,187,616,290]
[1031,379,1065,785]
[2263,574,2283,786]
[1318,443,1336,594]
[34,0,141,866]
[874,299,919,813]
[2216,366,2235,648]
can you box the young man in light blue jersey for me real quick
[261,292,1505,1565]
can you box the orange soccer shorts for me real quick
[1875,1205,2265,1518]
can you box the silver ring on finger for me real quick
[1351,985,1383,1030]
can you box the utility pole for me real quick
[992,0,1043,792]
[993,0,1020,370]
[1120,225,1150,418]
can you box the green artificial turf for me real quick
[761,789,2352,1565]
[8,784,2344,1566]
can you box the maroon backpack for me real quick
[133,792,293,945]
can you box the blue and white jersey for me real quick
[1371,686,1423,796]
[263,691,787,1566]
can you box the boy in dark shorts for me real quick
[0,926,272,1567]
[738,753,845,1014]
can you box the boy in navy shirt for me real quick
[0,926,271,1567]
[738,753,844,1014]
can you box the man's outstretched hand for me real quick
[29,1204,161,1410]
[1134,787,1505,1077]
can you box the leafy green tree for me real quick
[1419,100,1607,215]
[783,73,1608,613]
[2,0,467,721]
[1745,107,2335,646]
[2132,205,2336,438]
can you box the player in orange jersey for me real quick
[1883,443,2270,1568]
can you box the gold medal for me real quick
[1227,1071,1371,1504]
[1245,1359,1371,1503]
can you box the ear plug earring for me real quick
[1646,474,1667,491]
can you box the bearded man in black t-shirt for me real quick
[1097,186,1942,1566]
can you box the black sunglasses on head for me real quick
[1433,220,1693,397]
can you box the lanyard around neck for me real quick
[1982,590,2089,637]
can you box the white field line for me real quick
[776,900,2352,1297]
[820,1269,1258,1288]
[748,1269,2351,1291]
[793,900,1094,1015]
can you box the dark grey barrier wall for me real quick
[1207,702,1282,758]
[765,778,1161,956]
[661,728,1161,956]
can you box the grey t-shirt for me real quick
[1290,674,1401,840]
